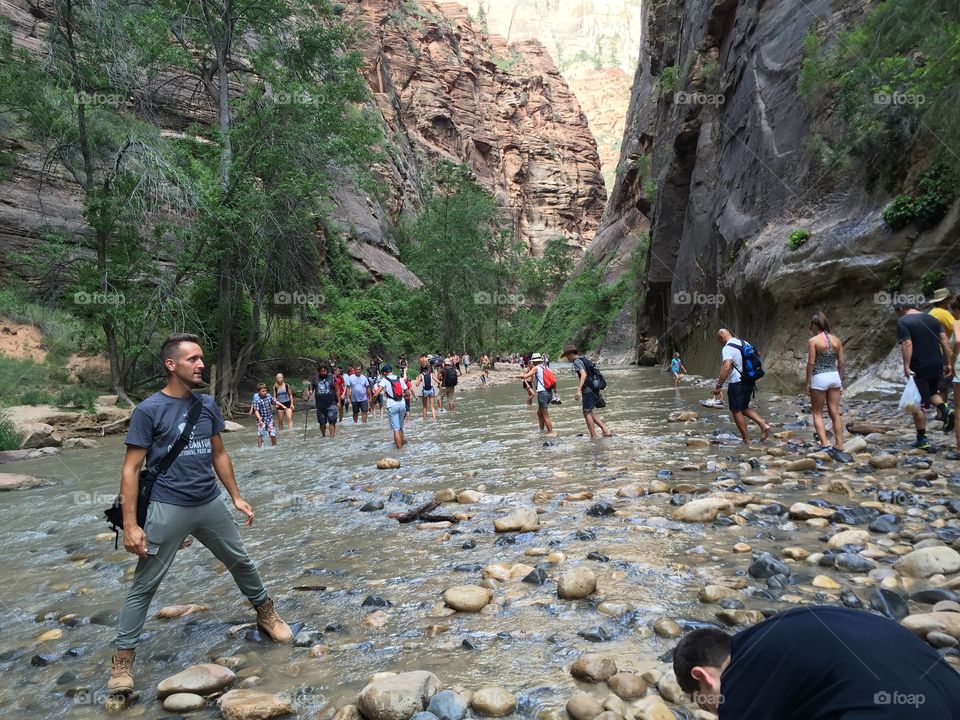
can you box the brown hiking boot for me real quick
[254,598,292,642]
[107,652,134,693]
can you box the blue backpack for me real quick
[726,340,765,382]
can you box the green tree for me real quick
[141,0,379,414]
[540,237,575,290]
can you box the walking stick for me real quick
[303,402,309,439]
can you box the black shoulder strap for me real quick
[154,394,204,476]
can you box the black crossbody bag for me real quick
[104,394,203,548]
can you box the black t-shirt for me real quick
[311,376,337,407]
[896,312,946,377]
[719,606,960,719]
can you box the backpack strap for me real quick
[154,394,204,476]
[724,341,745,374]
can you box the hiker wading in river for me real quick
[517,352,555,434]
[108,333,291,696]
[712,328,770,445]
[561,343,612,439]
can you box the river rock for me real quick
[219,689,293,720]
[157,663,236,698]
[0,473,49,491]
[672,497,733,523]
[656,676,686,704]
[426,690,468,720]
[788,502,834,520]
[494,507,539,532]
[443,586,492,612]
[358,671,443,720]
[376,458,401,470]
[902,612,960,641]
[566,692,603,720]
[748,552,790,578]
[156,603,209,619]
[653,618,681,638]
[698,585,739,603]
[20,422,61,449]
[434,489,456,503]
[834,553,876,573]
[844,436,868,453]
[335,705,362,720]
[812,575,841,590]
[163,693,208,712]
[632,696,674,720]
[557,568,597,599]
[222,420,244,432]
[869,454,898,469]
[785,458,816,471]
[827,530,872,549]
[668,411,698,422]
[606,673,646,699]
[870,588,909,620]
[457,490,482,504]
[894,547,960,578]
[597,601,633,617]
[570,654,618,682]
[928,632,959,648]
[470,687,516,717]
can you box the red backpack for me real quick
[388,377,405,400]
[541,366,557,391]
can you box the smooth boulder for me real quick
[358,671,443,720]
[672,497,733,523]
[157,663,236,698]
[557,568,597,599]
[894,547,960,578]
[470,687,516,717]
[494,507,540,532]
[570,654,618,682]
[219,689,294,720]
[443,586,492,612]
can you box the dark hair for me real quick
[160,333,200,365]
[810,312,831,333]
[673,628,732,694]
[257,382,267,390]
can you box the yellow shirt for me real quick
[929,306,955,336]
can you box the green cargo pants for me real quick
[115,495,269,649]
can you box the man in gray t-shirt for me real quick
[107,334,292,697]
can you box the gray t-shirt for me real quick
[572,357,595,394]
[124,391,225,506]
[346,373,370,402]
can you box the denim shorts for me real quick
[582,389,597,412]
[388,402,405,431]
[316,404,338,426]
[537,390,551,410]
[422,388,436,397]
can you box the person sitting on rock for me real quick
[672,605,960,718]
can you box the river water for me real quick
[0,365,800,719]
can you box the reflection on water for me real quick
[0,366,779,718]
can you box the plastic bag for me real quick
[899,376,922,414]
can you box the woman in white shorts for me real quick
[805,312,846,452]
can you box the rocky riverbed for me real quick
[5,369,960,719]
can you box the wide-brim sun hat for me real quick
[560,343,578,358]
[530,352,543,363]
[928,288,952,304]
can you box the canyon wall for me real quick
[589,0,960,387]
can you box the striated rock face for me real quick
[458,0,643,188]
[588,0,960,382]
[0,0,604,286]
[355,0,606,258]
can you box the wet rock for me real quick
[376,458,401,470]
[834,554,876,573]
[30,653,57,666]
[748,553,790,579]
[788,502,834,520]
[20,422,61,449]
[522,568,548,585]
[458,490,482,504]
[557,568,597,599]
[157,663,236,698]
[844,436,868,453]
[494,508,539,533]
[578,626,613,642]
[586,552,609,562]
[434,489,456,503]
[656,676,686,704]
[427,690,468,720]
[0,473,51,491]
[902,612,960,642]
[672,497,734,523]
[575,530,596,541]
[164,693,208,712]
[827,530,872,549]
[470,687,516,717]
[631,696,674,720]
[870,589,909,621]
[606,672,645,699]
[156,603,209,619]
[358,671,443,720]
[364,611,389,628]
[785,458,817,472]
[597,601,633,617]
[218,688,293,720]
[361,501,384,512]
[362,596,392,609]
[653,618,681,639]
[933,601,960,613]
[570,654,618,682]
[454,563,482,573]
[831,507,880,525]
[783,547,809,561]
[443,586,492,612]
[716,609,765,627]
[869,454,898,469]
[36,628,62,643]
[586,502,615,517]
[911,589,960,605]
[668,411,698,422]
[928,632,959,648]
[894,547,960,578]
[698,585,739,603]
[812,575,841,590]
[484,562,535,582]
[410,713,439,720]
[566,692,603,720]
[841,590,863,609]
[335,705,362,720]
[870,515,900,533]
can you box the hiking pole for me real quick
[303,401,309,439]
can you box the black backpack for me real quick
[422,369,433,390]
[579,356,607,392]
[443,366,458,387]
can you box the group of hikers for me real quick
[666,289,960,454]
[106,331,960,716]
